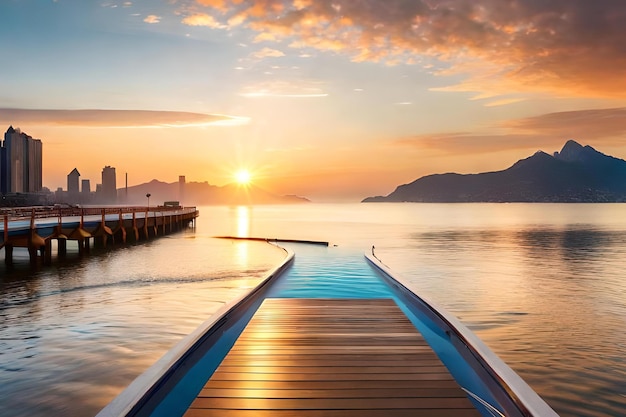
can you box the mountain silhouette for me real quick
[118,179,309,206]
[363,140,626,203]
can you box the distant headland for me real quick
[363,140,626,203]
[122,179,309,206]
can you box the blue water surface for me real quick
[267,243,393,298]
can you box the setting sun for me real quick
[234,169,252,185]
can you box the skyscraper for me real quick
[68,168,80,194]
[0,144,6,195]
[28,137,43,192]
[1,126,43,194]
[101,165,117,203]
[3,126,24,193]
[82,179,91,194]
[179,175,186,204]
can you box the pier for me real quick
[185,298,480,417]
[0,205,199,265]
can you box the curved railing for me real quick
[96,244,294,417]
[365,251,560,417]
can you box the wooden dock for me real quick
[185,298,481,417]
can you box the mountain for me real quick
[363,140,626,203]
[118,179,309,205]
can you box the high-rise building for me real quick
[3,126,25,193]
[179,175,186,204]
[82,179,91,194]
[68,168,80,194]
[28,137,43,192]
[0,145,6,195]
[1,126,43,194]
[101,165,117,203]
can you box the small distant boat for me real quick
[97,240,559,417]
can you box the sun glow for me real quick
[234,169,252,185]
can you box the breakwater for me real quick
[1,205,199,265]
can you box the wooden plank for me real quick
[190,397,476,409]
[202,380,463,390]
[208,372,455,381]
[212,365,450,374]
[184,298,481,417]
[216,359,445,367]
[185,409,482,417]
[198,388,467,399]
[219,353,442,362]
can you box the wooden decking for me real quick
[184,298,481,417]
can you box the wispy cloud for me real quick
[396,107,626,154]
[181,0,626,98]
[253,32,279,43]
[483,98,526,107]
[143,15,161,24]
[0,109,248,128]
[239,80,327,98]
[251,47,285,59]
[502,108,626,140]
[241,92,328,98]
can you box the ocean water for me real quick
[1,203,626,417]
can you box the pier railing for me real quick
[1,205,197,222]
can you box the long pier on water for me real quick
[184,298,481,417]
[0,205,199,265]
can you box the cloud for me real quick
[0,109,249,128]
[239,80,327,98]
[196,0,228,11]
[251,47,285,59]
[182,13,227,28]
[241,92,328,98]
[502,107,626,140]
[483,98,526,107]
[185,0,626,98]
[143,15,161,24]
[396,107,626,154]
[253,32,279,43]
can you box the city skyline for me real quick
[2,1,626,202]
[65,165,119,204]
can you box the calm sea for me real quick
[1,203,626,417]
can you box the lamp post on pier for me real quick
[146,193,151,209]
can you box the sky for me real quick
[1,0,626,202]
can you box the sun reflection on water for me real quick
[236,206,250,237]
[234,206,251,266]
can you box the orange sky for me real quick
[2,1,626,202]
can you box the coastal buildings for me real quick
[1,124,120,206]
[102,165,117,203]
[1,125,177,206]
[1,126,43,195]
[59,166,116,204]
